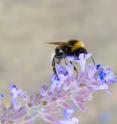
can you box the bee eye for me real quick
[55,48,64,57]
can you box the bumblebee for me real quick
[46,39,95,78]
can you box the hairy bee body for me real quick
[54,40,87,59]
[47,40,89,78]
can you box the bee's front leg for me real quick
[52,56,59,80]
[91,56,95,65]
[70,61,78,77]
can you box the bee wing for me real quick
[45,41,73,47]
[45,41,67,45]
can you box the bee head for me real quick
[55,47,64,58]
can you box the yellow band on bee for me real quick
[72,41,85,51]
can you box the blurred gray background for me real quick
[0,0,117,124]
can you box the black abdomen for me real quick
[73,47,87,56]
[63,46,87,57]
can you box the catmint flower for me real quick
[96,65,117,84]
[10,84,21,98]
[0,53,116,124]
[0,94,4,99]
[57,64,68,76]
[50,75,60,93]
[76,53,92,72]
[60,117,79,124]
[40,85,48,97]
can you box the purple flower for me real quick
[96,64,117,84]
[0,53,116,124]
[57,64,68,76]
[10,84,21,98]
[67,53,92,72]
[0,94,4,98]
[50,75,60,92]
[63,105,75,120]
[40,85,48,97]
[60,117,79,124]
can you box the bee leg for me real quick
[64,59,68,65]
[52,57,59,80]
[84,53,95,66]
[70,61,78,76]
[91,56,95,66]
